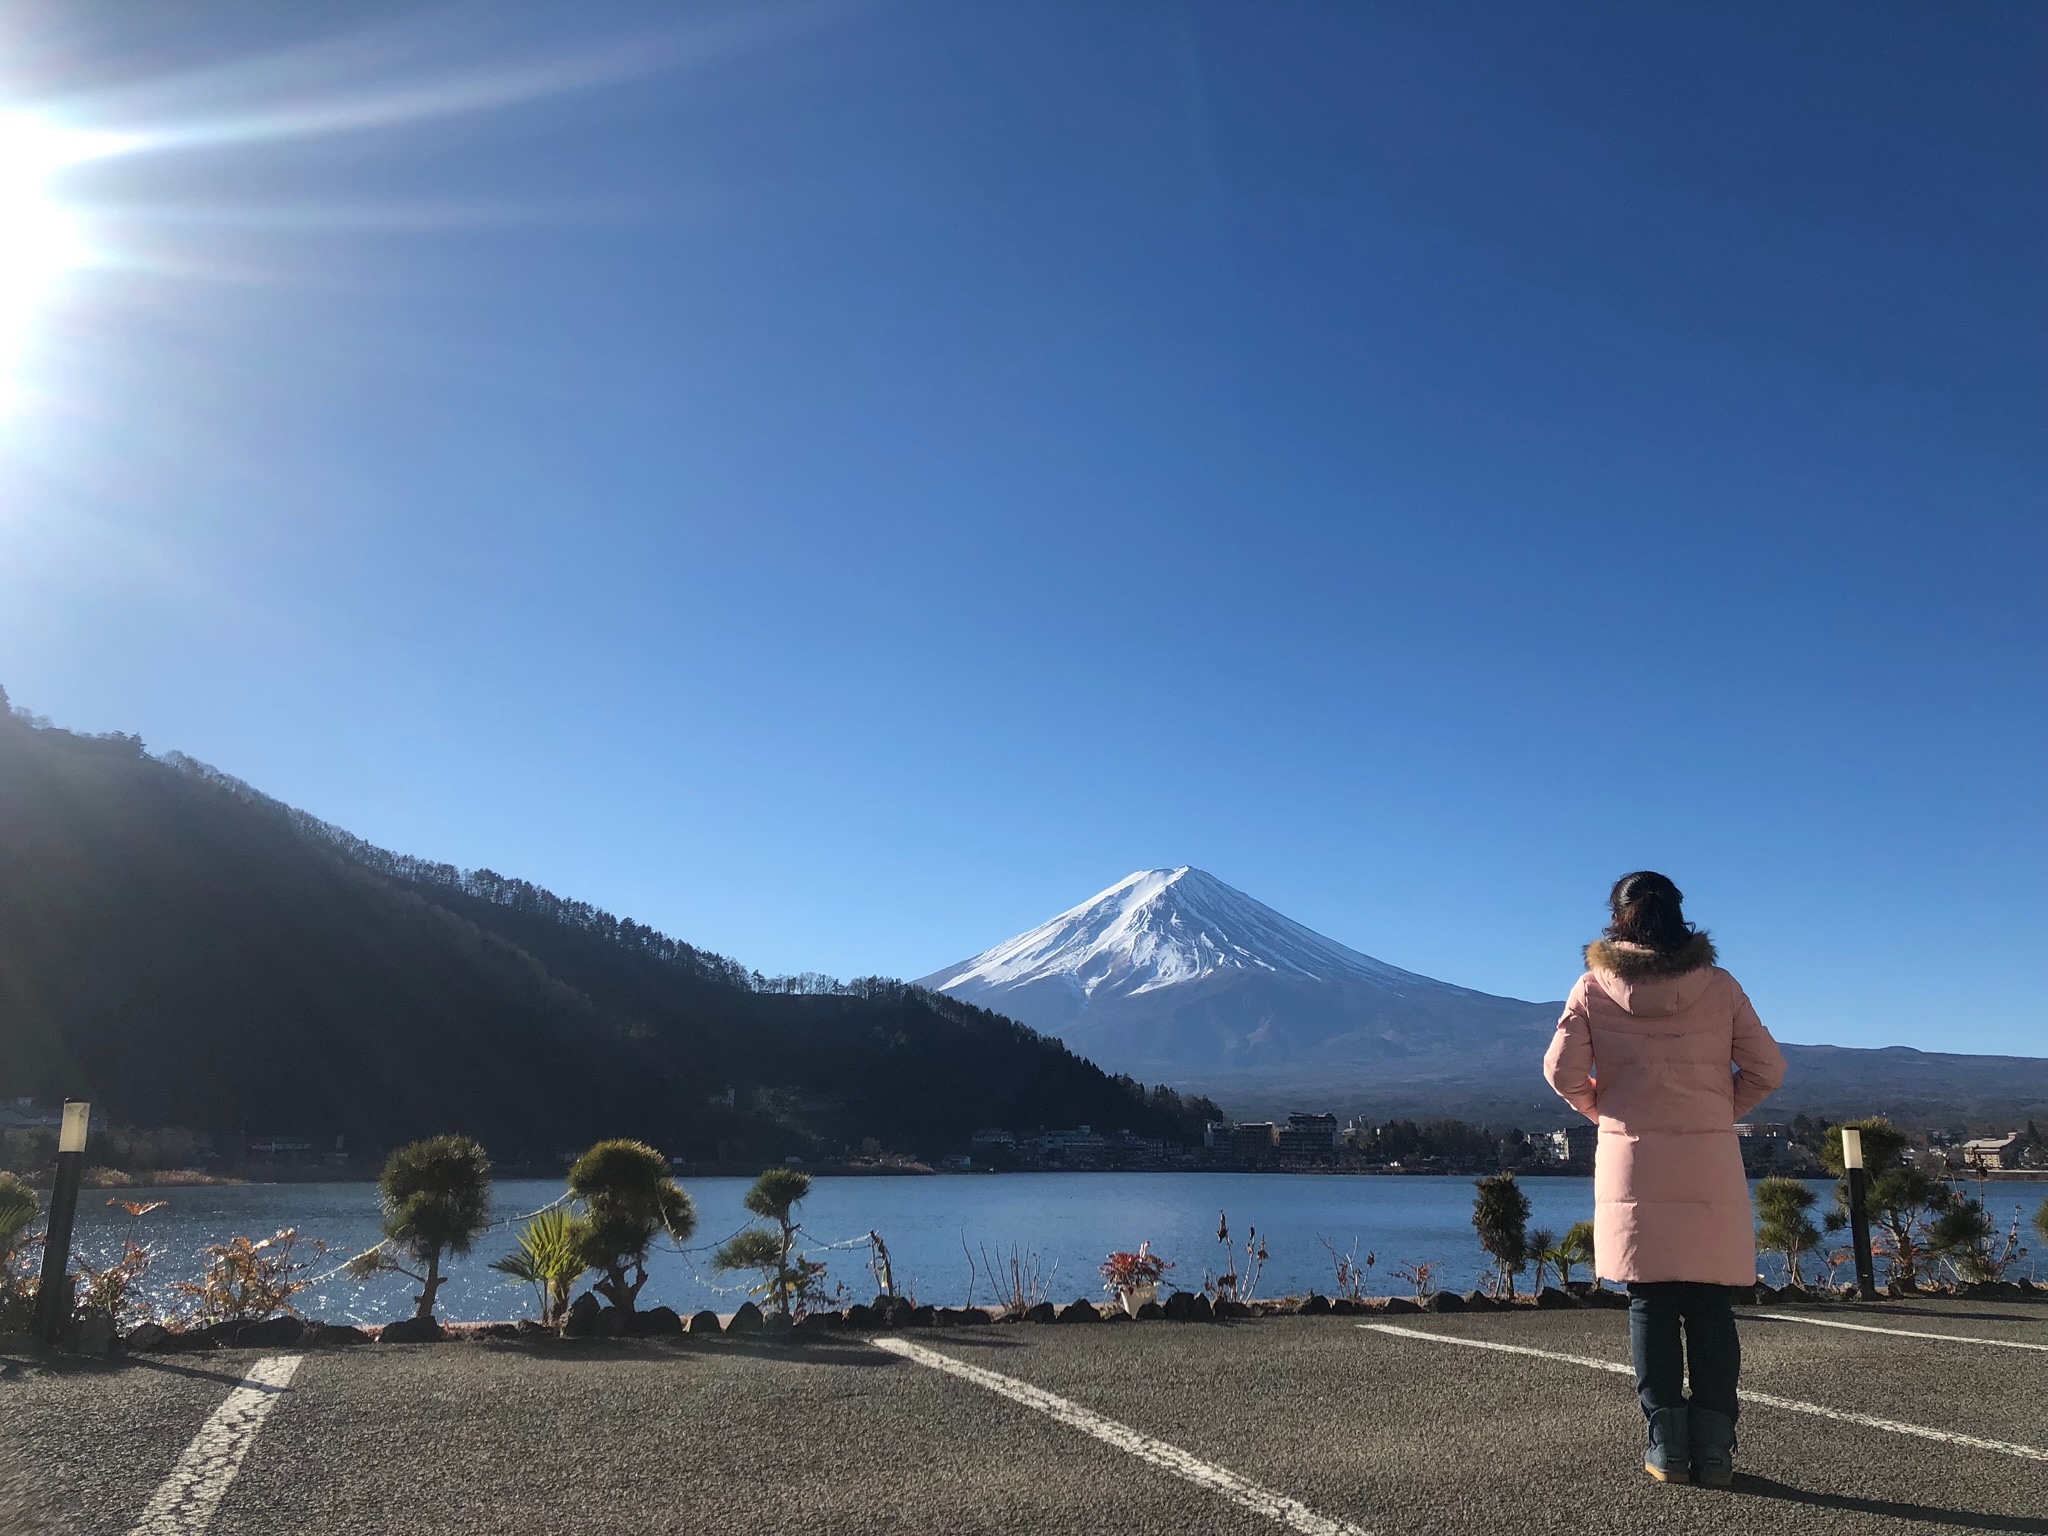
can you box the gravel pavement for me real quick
[4,1297,2045,1535]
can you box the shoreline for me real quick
[36,1164,2045,1191]
[36,1164,1605,1188]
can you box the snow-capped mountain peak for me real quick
[921,866,1430,1005]
[915,866,1563,1111]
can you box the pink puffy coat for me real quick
[1543,935,1786,1287]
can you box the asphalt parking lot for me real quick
[4,1297,2045,1536]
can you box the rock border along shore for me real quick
[17,1276,2041,1358]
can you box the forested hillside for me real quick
[0,692,1216,1163]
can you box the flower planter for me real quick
[1102,1245,1172,1318]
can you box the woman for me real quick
[1543,871,1785,1488]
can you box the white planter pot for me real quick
[1120,1282,1159,1317]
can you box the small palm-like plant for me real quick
[351,1135,493,1319]
[1526,1228,1558,1292]
[490,1205,587,1325]
[1555,1221,1596,1287]
[568,1140,695,1315]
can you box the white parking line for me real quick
[871,1336,1371,1536]
[128,1354,302,1535]
[1360,1324,2048,1463]
[1756,1312,2048,1352]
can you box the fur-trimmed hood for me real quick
[1584,933,1720,1018]
[1584,933,1717,979]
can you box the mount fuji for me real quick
[917,867,1562,1118]
[918,868,2048,1125]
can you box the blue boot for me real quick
[1644,1406,1690,1483]
[1691,1408,1736,1488]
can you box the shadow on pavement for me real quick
[0,1353,123,1380]
[125,1355,270,1389]
[1794,1304,2048,1326]
[1734,1475,2048,1533]
[725,1341,899,1368]
[372,1337,901,1370]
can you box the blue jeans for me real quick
[1627,1282,1741,1422]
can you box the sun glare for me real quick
[0,28,724,417]
[0,113,105,392]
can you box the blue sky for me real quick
[0,2,2041,1053]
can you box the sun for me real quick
[0,113,101,381]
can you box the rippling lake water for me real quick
[70,1172,2048,1325]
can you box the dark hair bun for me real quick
[1606,870,1694,951]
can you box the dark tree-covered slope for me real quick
[0,702,1211,1160]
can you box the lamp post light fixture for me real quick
[33,1101,91,1342]
[1841,1126,1878,1301]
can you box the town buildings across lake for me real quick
[71,1172,2048,1326]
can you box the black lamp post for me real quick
[1842,1126,1878,1301]
[34,1101,90,1343]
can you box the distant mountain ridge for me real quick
[922,868,2048,1125]
[0,701,1211,1161]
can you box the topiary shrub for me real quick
[568,1140,694,1315]
[1755,1176,1820,1288]
[1471,1172,1531,1298]
[351,1135,493,1319]
[712,1167,840,1320]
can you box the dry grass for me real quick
[969,1241,1057,1315]
[83,1169,235,1189]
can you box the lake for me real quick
[70,1172,2048,1325]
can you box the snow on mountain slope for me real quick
[916,867,1565,1114]
[918,869,2048,1125]
[923,867,1442,1006]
